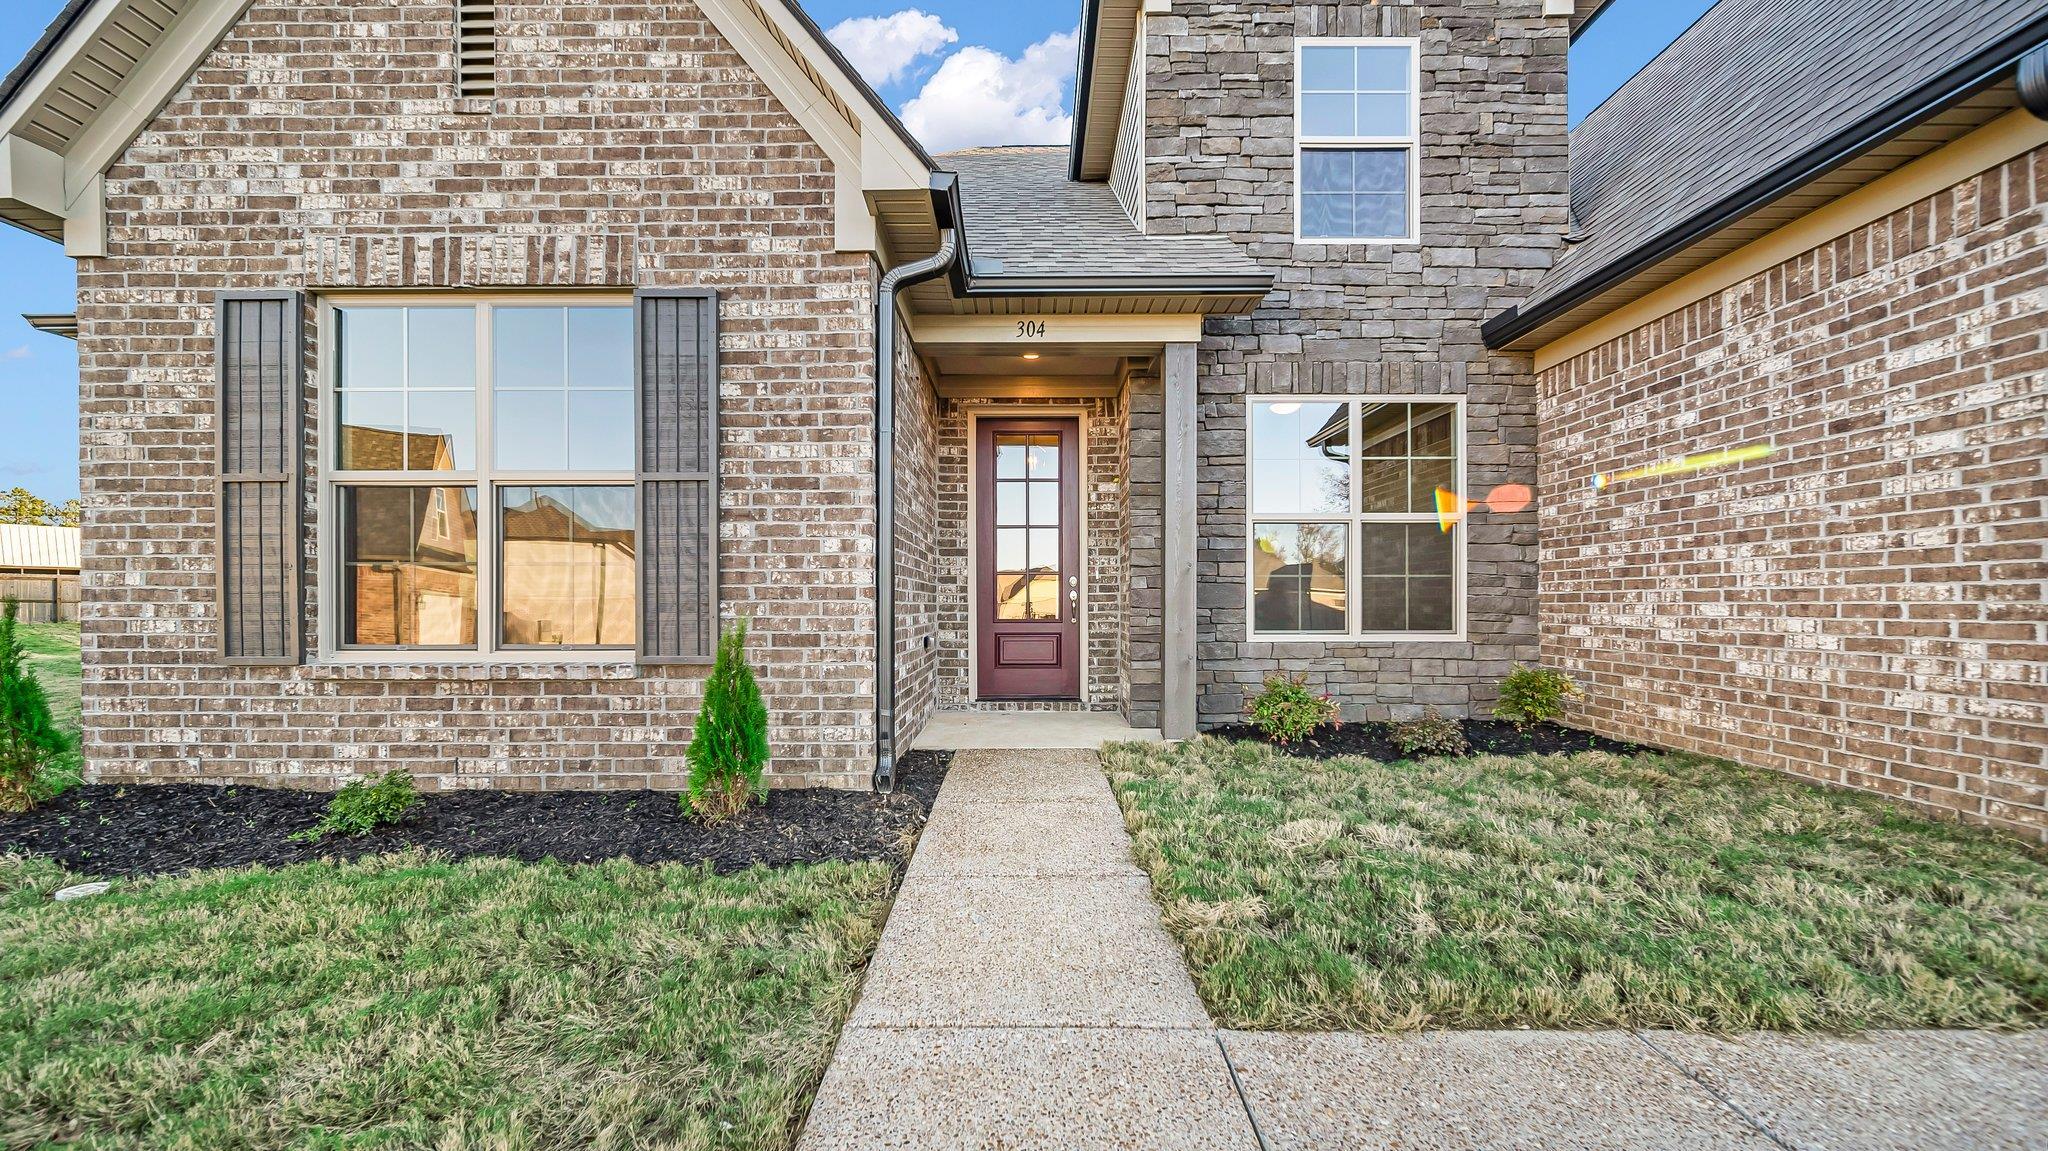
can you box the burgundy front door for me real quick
[976,418,1082,700]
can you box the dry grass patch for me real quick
[1,851,892,1150]
[1105,737,2048,1033]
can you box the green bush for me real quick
[687,620,770,822]
[293,770,420,841]
[0,600,71,814]
[1245,674,1339,745]
[1493,665,1582,730]
[1391,708,1470,759]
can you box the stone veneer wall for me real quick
[1540,144,2048,841]
[1143,1,1568,725]
[932,398,1127,712]
[77,0,878,791]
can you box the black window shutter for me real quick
[635,289,719,664]
[215,292,304,664]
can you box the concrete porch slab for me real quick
[939,747,1119,804]
[796,1026,1258,1151]
[915,709,1164,749]
[1220,1030,1776,1150]
[907,789,1143,880]
[1646,1030,2048,1150]
[849,875,1209,1029]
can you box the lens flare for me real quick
[1486,483,1532,514]
[1590,443,1775,491]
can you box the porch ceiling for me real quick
[909,312,1197,399]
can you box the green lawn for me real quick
[1,851,892,1150]
[1106,736,2048,1033]
[17,620,82,792]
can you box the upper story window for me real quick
[324,298,636,657]
[1296,39,1419,244]
[1247,397,1463,640]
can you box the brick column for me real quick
[1162,342,1197,739]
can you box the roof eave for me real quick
[1069,0,1105,182]
[1484,15,2048,352]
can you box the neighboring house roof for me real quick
[0,523,79,572]
[22,313,76,339]
[1485,0,2048,351]
[943,147,1268,292]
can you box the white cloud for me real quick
[3,346,29,361]
[900,28,1078,154]
[826,9,957,88]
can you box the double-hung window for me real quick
[1296,38,1419,243]
[325,297,637,656]
[1247,397,1463,639]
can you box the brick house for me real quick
[0,0,2040,837]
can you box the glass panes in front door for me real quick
[992,433,1063,621]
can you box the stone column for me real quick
[1162,342,1197,739]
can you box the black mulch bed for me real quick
[1206,719,1651,761]
[0,749,952,880]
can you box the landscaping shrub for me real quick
[0,600,71,814]
[293,770,420,841]
[687,620,770,822]
[1245,674,1339,745]
[1493,664,1581,730]
[1390,708,1470,758]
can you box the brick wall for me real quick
[932,397,1126,712]
[892,317,939,750]
[1540,144,2048,841]
[77,0,878,791]
[1144,1,1567,725]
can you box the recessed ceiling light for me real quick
[1022,353,1040,360]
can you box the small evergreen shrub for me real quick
[1493,665,1583,730]
[293,770,420,841]
[686,620,770,822]
[0,600,71,814]
[1391,708,1470,759]
[1245,674,1340,745]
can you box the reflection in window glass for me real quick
[340,485,478,646]
[336,306,477,471]
[493,306,635,471]
[1251,401,1350,515]
[331,300,637,656]
[992,434,1063,621]
[1249,398,1461,637]
[499,486,636,647]
[1359,523,1454,633]
[1251,523,1348,634]
[1298,39,1415,241]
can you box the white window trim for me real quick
[314,291,637,665]
[1293,36,1421,246]
[1244,394,1467,643]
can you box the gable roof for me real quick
[943,147,1266,290]
[0,0,943,256]
[1485,0,2048,351]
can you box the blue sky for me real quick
[0,0,1713,504]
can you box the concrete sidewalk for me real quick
[795,748,2046,1150]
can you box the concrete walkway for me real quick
[797,749,2047,1150]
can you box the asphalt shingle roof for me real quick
[941,147,1266,283]
[1522,0,2048,322]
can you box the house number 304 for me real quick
[1015,320,1047,339]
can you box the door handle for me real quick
[1069,586,1079,623]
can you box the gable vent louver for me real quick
[456,0,497,98]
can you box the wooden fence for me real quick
[1,574,79,624]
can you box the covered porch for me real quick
[874,146,1270,763]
